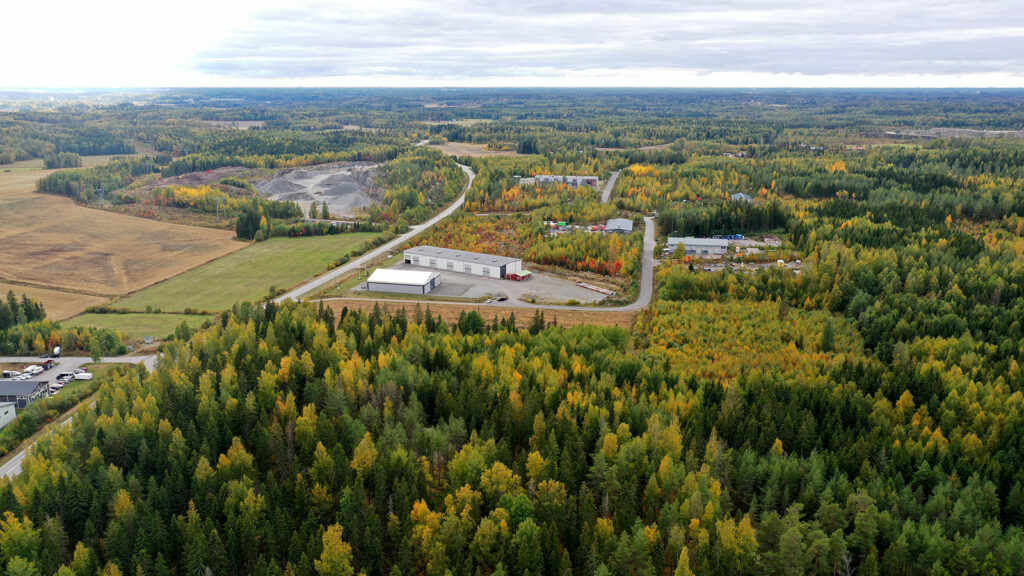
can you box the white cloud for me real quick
[2,0,1023,87]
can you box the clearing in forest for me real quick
[428,142,523,157]
[255,162,381,219]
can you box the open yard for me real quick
[69,313,212,341]
[115,233,381,312]
[0,157,245,316]
[427,142,523,157]
[352,263,608,304]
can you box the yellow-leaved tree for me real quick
[315,524,354,576]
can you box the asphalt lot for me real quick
[356,263,608,304]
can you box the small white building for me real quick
[666,237,730,258]
[0,402,15,430]
[404,246,523,279]
[365,269,442,295]
[731,192,753,202]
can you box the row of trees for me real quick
[0,318,124,356]
[0,291,45,331]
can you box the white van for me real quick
[74,372,94,381]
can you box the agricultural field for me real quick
[69,312,211,341]
[115,232,381,312]
[0,282,107,321]
[0,157,244,317]
[427,142,522,157]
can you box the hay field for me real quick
[427,142,523,157]
[0,158,245,315]
[69,313,212,341]
[0,282,107,321]
[116,233,381,312]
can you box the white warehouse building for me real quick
[404,246,523,279]
[365,269,442,295]
[666,237,730,258]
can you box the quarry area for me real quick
[256,162,382,218]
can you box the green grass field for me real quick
[115,233,381,312]
[69,313,212,341]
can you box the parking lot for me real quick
[354,263,608,304]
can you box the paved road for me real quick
[0,354,157,374]
[0,354,157,479]
[601,170,621,203]
[322,216,657,312]
[275,163,475,304]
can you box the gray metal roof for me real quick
[0,380,46,396]
[606,218,634,231]
[667,236,729,248]
[405,245,520,266]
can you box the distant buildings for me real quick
[605,218,634,234]
[666,237,730,258]
[534,174,599,188]
[365,269,442,295]
[405,246,523,279]
[731,192,753,202]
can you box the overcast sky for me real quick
[4,0,1023,88]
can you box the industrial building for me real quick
[365,269,441,295]
[0,380,49,409]
[606,218,634,234]
[666,237,730,258]
[405,246,523,279]
[534,174,599,188]
[0,402,15,430]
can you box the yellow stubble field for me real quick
[0,158,245,317]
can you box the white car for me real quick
[73,368,87,375]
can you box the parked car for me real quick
[73,368,87,375]
[1,370,20,378]
[42,359,56,370]
[497,296,508,302]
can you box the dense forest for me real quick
[4,89,1024,576]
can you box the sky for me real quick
[3,0,1023,88]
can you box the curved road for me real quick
[0,353,158,479]
[275,163,475,304]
